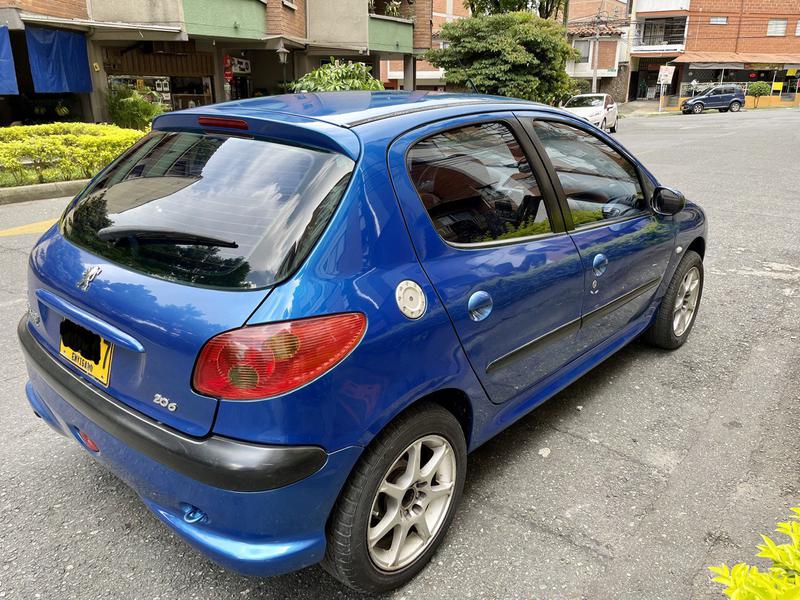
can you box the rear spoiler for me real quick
[153,109,361,161]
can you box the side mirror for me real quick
[652,187,686,216]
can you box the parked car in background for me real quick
[19,91,707,594]
[682,85,745,114]
[563,93,619,132]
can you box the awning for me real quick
[25,26,92,93]
[0,25,18,95]
[672,52,800,69]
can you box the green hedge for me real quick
[0,123,145,188]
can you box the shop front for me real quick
[629,54,681,102]
[0,21,93,125]
[101,41,216,112]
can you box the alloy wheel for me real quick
[673,266,700,337]
[367,435,457,572]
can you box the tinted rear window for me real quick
[62,132,354,289]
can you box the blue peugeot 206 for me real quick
[19,91,706,594]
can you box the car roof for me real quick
[171,91,544,128]
[154,91,567,159]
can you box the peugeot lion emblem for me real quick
[77,266,103,291]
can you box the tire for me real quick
[322,403,467,594]
[692,103,704,114]
[730,101,742,112]
[643,250,704,350]
[609,118,618,133]
[600,119,607,131]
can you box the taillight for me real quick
[192,313,366,400]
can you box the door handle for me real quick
[592,253,608,277]
[468,291,493,322]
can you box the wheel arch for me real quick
[687,236,705,259]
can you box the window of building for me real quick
[574,40,590,64]
[709,16,728,25]
[767,19,787,36]
[407,122,553,245]
[529,121,645,228]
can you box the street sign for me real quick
[657,65,675,85]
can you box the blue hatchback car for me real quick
[19,91,706,593]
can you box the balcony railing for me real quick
[631,17,687,52]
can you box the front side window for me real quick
[62,132,354,289]
[530,120,645,227]
[407,122,553,245]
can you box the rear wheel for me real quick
[692,103,704,114]
[644,250,703,349]
[322,404,467,594]
[730,101,742,112]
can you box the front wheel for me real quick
[692,103,704,114]
[322,404,467,594]
[644,250,704,349]
[600,119,607,131]
[609,118,618,133]
[730,101,742,112]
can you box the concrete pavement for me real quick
[0,109,798,599]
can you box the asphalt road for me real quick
[1,108,799,600]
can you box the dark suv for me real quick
[682,85,745,114]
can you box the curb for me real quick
[0,179,89,206]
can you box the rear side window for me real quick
[530,120,645,227]
[62,132,354,289]
[407,122,552,245]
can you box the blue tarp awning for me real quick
[25,26,92,94]
[0,26,18,95]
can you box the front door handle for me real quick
[592,253,608,277]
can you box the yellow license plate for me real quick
[60,330,114,386]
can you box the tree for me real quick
[425,12,578,103]
[464,0,565,19]
[747,81,771,109]
[291,59,384,93]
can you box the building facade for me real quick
[628,0,800,107]
[0,0,431,125]
[381,0,468,90]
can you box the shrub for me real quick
[0,122,144,186]
[106,84,163,130]
[709,507,800,598]
[292,59,384,92]
[747,81,772,109]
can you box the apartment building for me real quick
[0,0,431,125]
[628,0,800,106]
[382,0,468,90]
[568,0,627,21]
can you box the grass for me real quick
[0,166,88,188]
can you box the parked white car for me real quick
[563,93,618,133]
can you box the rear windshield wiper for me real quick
[97,226,238,249]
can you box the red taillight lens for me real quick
[197,116,249,130]
[193,313,366,400]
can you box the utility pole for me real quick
[592,12,601,93]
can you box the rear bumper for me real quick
[18,316,363,576]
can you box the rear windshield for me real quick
[62,131,354,289]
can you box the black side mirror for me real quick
[652,187,686,216]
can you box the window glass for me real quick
[767,19,787,36]
[565,95,603,108]
[408,122,552,244]
[531,120,645,227]
[574,40,590,63]
[62,132,354,289]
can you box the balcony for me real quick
[631,17,687,54]
[368,14,413,55]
